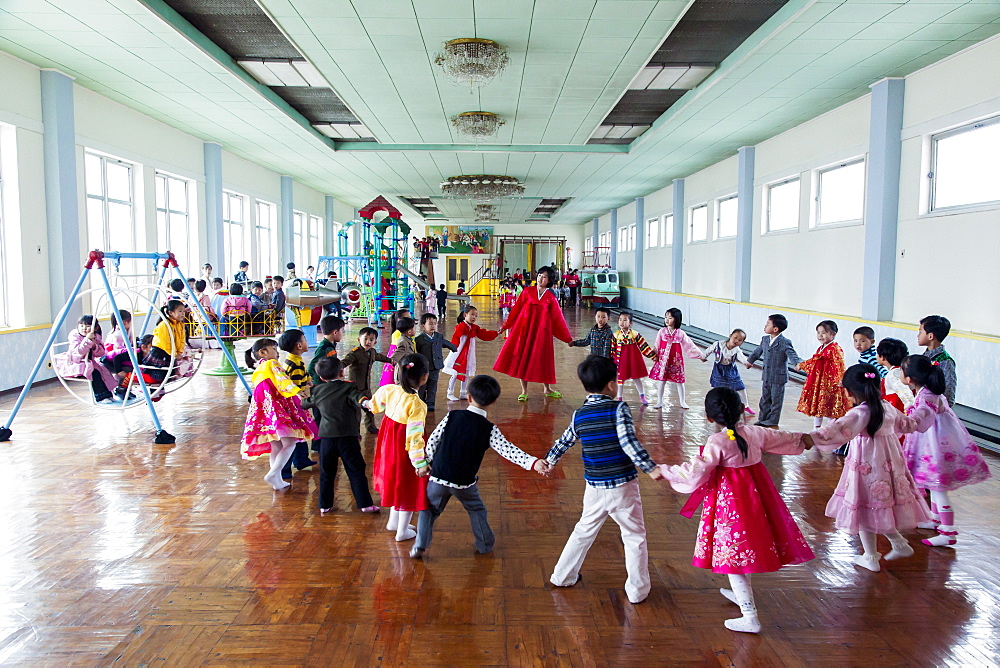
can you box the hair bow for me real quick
[931,361,940,366]
[864,372,876,378]
[726,428,736,441]
[406,362,414,368]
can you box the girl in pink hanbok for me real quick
[54,315,117,403]
[241,338,318,491]
[806,364,934,572]
[650,308,704,409]
[659,387,814,634]
[900,355,991,547]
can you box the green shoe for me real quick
[545,390,562,399]
[517,394,528,402]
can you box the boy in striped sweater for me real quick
[545,355,663,604]
[280,328,318,479]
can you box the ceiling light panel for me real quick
[291,60,328,87]
[647,66,688,90]
[265,60,308,86]
[673,65,716,90]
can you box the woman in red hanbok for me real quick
[493,266,573,401]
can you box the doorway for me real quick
[447,257,469,293]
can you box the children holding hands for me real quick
[410,374,551,559]
[569,306,613,358]
[611,311,657,404]
[342,327,393,434]
[414,313,458,411]
[745,314,802,427]
[795,320,851,430]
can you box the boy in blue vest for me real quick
[410,374,550,559]
[545,355,663,604]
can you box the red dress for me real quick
[493,287,572,384]
[796,342,850,418]
[373,417,429,511]
[443,321,499,382]
[612,328,655,381]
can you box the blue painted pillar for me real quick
[634,197,644,288]
[609,208,618,269]
[862,78,904,322]
[735,146,755,302]
[40,70,82,326]
[280,175,294,266]
[203,142,224,272]
[325,196,335,255]
[592,217,599,255]
[671,178,685,293]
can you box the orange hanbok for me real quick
[796,341,850,418]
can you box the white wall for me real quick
[682,155,738,300]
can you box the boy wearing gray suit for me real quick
[745,313,802,427]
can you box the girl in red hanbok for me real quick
[659,388,815,634]
[442,305,499,401]
[493,266,573,401]
[611,311,657,404]
[796,320,850,428]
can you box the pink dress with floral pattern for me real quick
[649,327,701,383]
[902,387,991,492]
[810,401,934,534]
[241,359,318,460]
[660,426,815,574]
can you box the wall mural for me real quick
[426,225,492,254]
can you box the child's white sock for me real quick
[675,382,689,409]
[395,510,416,541]
[723,574,760,633]
[447,376,459,400]
[652,381,666,408]
[386,507,399,532]
[263,439,295,490]
[884,531,914,560]
[737,389,749,407]
[854,531,881,571]
[813,417,824,429]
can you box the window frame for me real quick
[309,213,323,261]
[0,132,7,327]
[84,150,143,281]
[688,204,708,244]
[929,114,1000,213]
[764,176,801,235]
[661,214,673,247]
[628,223,636,251]
[255,199,276,277]
[154,171,192,269]
[222,190,247,275]
[645,216,658,248]
[293,210,306,266]
[715,193,739,240]
[814,157,866,228]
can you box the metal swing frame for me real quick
[0,250,251,444]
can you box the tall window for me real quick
[766,177,800,232]
[293,210,306,266]
[85,151,140,278]
[255,200,275,277]
[931,116,1000,211]
[155,172,191,270]
[309,214,322,261]
[584,236,593,253]
[628,224,636,251]
[716,194,738,239]
[816,159,865,226]
[222,191,246,276]
[617,226,628,251]
[662,214,673,246]
[332,221,343,255]
[689,204,708,242]
[645,217,658,248]
[599,231,608,248]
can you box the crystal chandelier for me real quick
[434,38,510,89]
[475,204,498,222]
[451,111,505,140]
[440,175,524,202]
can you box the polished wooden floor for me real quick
[1,299,998,666]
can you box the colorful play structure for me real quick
[0,250,251,444]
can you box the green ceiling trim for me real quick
[135,0,336,151]
[334,143,630,154]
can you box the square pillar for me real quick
[40,69,82,325]
[324,196,335,256]
[671,178,685,293]
[203,142,223,272]
[280,175,294,267]
[735,146,755,303]
[634,197,644,288]
[609,208,618,269]
[862,78,905,322]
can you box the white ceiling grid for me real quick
[0,0,997,225]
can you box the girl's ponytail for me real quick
[704,387,749,459]
[901,355,946,396]
[245,337,278,370]
[244,347,257,369]
[842,364,884,436]
[112,309,130,332]
[396,353,428,394]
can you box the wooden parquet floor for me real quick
[1,299,998,666]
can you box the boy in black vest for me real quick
[410,374,550,559]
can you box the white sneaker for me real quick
[446,394,459,401]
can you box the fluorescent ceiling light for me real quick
[648,66,687,90]
[265,60,308,86]
[353,123,372,138]
[622,125,650,139]
[605,126,629,139]
[674,65,715,89]
[238,59,282,86]
[338,124,359,139]
[627,66,660,90]
[590,125,613,139]
[312,123,341,138]
[291,60,327,87]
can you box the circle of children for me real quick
[228,260,989,636]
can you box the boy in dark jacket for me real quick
[435,284,448,315]
[414,313,458,411]
[341,327,392,433]
[308,315,345,384]
[410,375,550,559]
[300,357,379,514]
